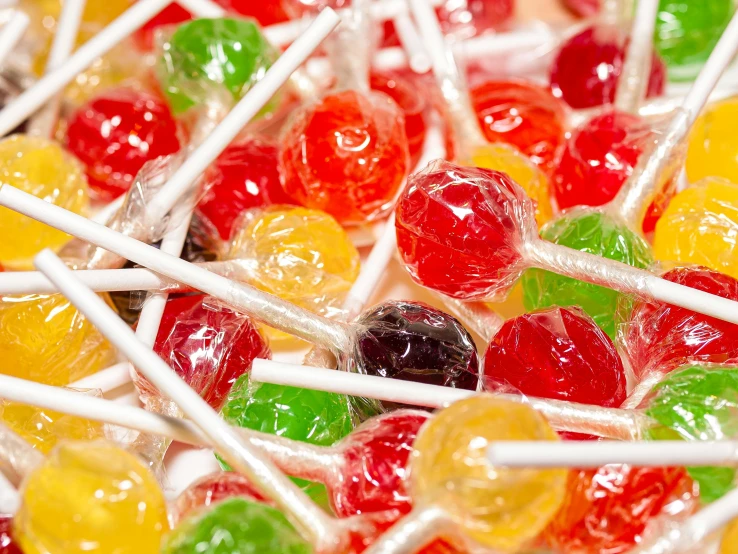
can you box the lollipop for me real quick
[0,515,20,554]
[686,95,738,184]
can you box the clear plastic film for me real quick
[322,0,371,92]
[433,294,503,343]
[0,423,43,486]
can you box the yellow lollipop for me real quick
[653,178,738,279]
[687,96,738,184]
[721,518,738,554]
[0,135,89,269]
[226,206,360,342]
[0,292,117,386]
[14,440,169,554]
[376,396,567,553]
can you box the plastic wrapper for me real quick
[543,464,699,554]
[224,205,360,342]
[0,291,118,386]
[64,87,184,202]
[0,423,43,486]
[618,266,738,382]
[14,440,169,554]
[350,300,480,413]
[162,497,311,554]
[156,17,278,115]
[0,391,105,455]
[0,135,89,270]
[640,363,738,503]
[654,177,738,281]
[686,95,738,184]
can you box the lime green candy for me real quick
[521,211,653,340]
[644,364,738,502]
[655,0,734,81]
[219,374,353,506]
[159,18,277,113]
[162,497,312,554]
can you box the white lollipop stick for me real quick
[391,9,431,74]
[27,0,85,137]
[488,440,738,468]
[0,10,29,67]
[0,0,175,137]
[33,250,344,552]
[176,0,223,17]
[70,361,130,391]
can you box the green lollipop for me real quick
[158,18,277,113]
[162,497,312,554]
[521,211,653,339]
[643,364,738,502]
[219,374,354,507]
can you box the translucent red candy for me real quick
[331,410,430,517]
[544,465,697,554]
[395,161,532,300]
[146,294,271,410]
[370,72,427,167]
[549,24,666,109]
[195,138,293,242]
[280,89,410,225]
[552,110,671,233]
[65,88,182,202]
[214,0,289,24]
[483,306,626,408]
[470,79,568,176]
[621,266,738,381]
[135,3,192,52]
[0,515,20,554]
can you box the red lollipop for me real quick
[140,294,271,410]
[549,24,666,110]
[621,266,738,382]
[214,0,289,24]
[135,3,192,52]
[195,137,293,242]
[0,515,20,554]
[470,79,569,176]
[65,88,182,202]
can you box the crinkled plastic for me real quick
[0,292,118,386]
[65,87,183,202]
[654,178,738,280]
[483,306,627,439]
[225,205,360,341]
[171,471,268,525]
[0,135,89,269]
[521,209,654,339]
[687,95,738,184]
[162,497,311,554]
[544,464,699,554]
[156,17,278,114]
[408,396,567,552]
[350,300,480,412]
[279,89,410,226]
[0,423,44,486]
[134,294,271,410]
[14,441,169,554]
[549,23,666,110]
[641,363,738,502]
[619,266,738,381]
[0,392,105,454]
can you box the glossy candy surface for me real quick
[158,18,277,113]
[0,516,20,554]
[135,3,192,51]
[172,472,266,524]
[280,90,410,225]
[14,441,169,554]
[550,24,666,109]
[654,178,738,279]
[196,139,292,243]
[621,267,738,380]
[521,211,653,339]
[411,396,567,551]
[0,293,117,386]
[643,364,738,502]
[687,96,738,184]
[544,465,697,553]
[65,88,182,202]
[215,0,289,24]
[0,136,88,269]
[352,301,479,410]
[162,498,310,554]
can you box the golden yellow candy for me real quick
[410,395,567,552]
[463,143,554,226]
[14,440,169,554]
[0,292,117,386]
[0,396,104,454]
[687,96,738,184]
[653,178,738,279]
[721,518,738,554]
[227,206,360,342]
[0,135,89,269]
